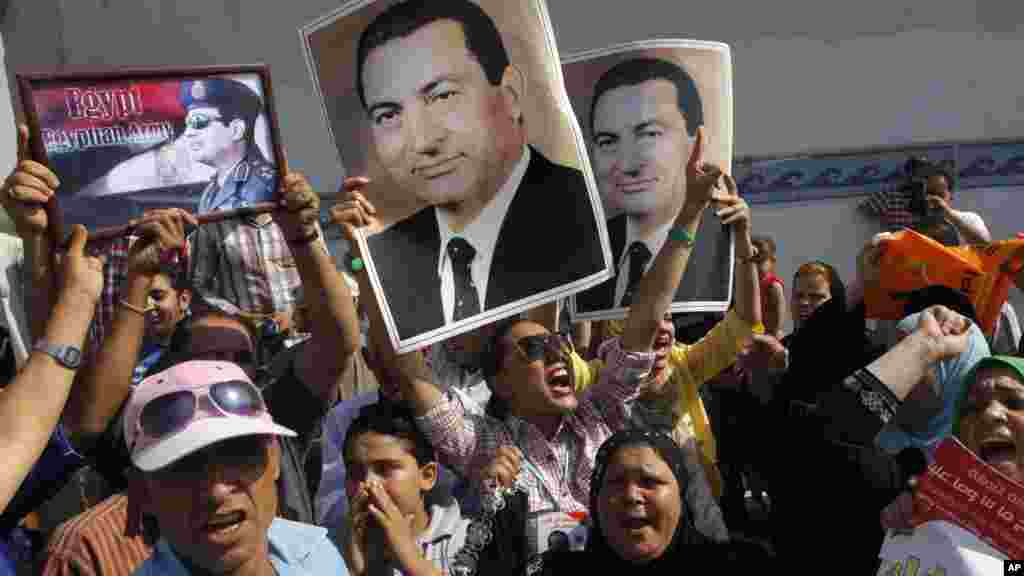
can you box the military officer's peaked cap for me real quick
[179,78,262,119]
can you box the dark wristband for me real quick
[842,368,902,424]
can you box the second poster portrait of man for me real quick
[563,40,735,320]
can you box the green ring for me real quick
[351,257,365,272]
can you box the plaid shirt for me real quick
[189,214,302,316]
[87,238,132,359]
[861,185,919,230]
[85,214,301,357]
[416,339,654,515]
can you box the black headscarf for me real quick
[532,430,704,575]
[588,430,702,547]
[468,430,772,575]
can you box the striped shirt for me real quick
[41,494,152,576]
[416,339,654,516]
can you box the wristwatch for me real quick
[33,340,83,370]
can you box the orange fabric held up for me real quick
[864,229,1024,335]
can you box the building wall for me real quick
[2,0,1022,334]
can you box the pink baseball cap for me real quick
[124,360,296,472]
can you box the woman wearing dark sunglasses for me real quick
[342,128,739,567]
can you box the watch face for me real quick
[63,347,82,367]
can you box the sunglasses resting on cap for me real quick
[124,360,295,472]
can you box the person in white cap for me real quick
[124,360,347,576]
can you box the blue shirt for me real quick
[196,152,276,215]
[132,518,347,575]
[133,342,167,386]
[0,427,87,575]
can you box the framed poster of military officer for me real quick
[562,41,735,321]
[16,65,284,235]
[302,0,612,353]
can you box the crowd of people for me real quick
[2,5,1024,576]
[2,116,1022,574]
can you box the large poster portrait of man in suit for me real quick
[562,41,735,320]
[302,0,611,352]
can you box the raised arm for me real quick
[589,130,719,427]
[2,125,57,343]
[274,173,363,405]
[765,282,787,340]
[928,195,991,244]
[621,127,722,353]
[329,191,487,473]
[847,231,896,312]
[330,189,446,416]
[573,320,592,357]
[716,176,761,329]
[0,226,102,512]
[864,306,972,401]
[681,178,761,384]
[816,305,972,447]
[62,210,194,447]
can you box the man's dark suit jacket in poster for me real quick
[574,210,732,317]
[366,147,607,343]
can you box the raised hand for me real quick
[744,333,788,372]
[711,174,749,233]
[926,194,951,215]
[364,479,422,568]
[679,127,723,218]
[329,178,377,252]
[916,305,972,362]
[274,172,322,245]
[483,446,523,489]
[59,225,105,304]
[857,232,895,291]
[126,208,196,277]
[345,483,372,576]
[2,125,55,237]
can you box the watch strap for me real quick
[33,340,83,369]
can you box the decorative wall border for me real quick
[735,139,1024,204]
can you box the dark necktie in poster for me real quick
[301,0,612,354]
[560,40,736,321]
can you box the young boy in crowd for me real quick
[340,401,470,576]
[750,236,786,339]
